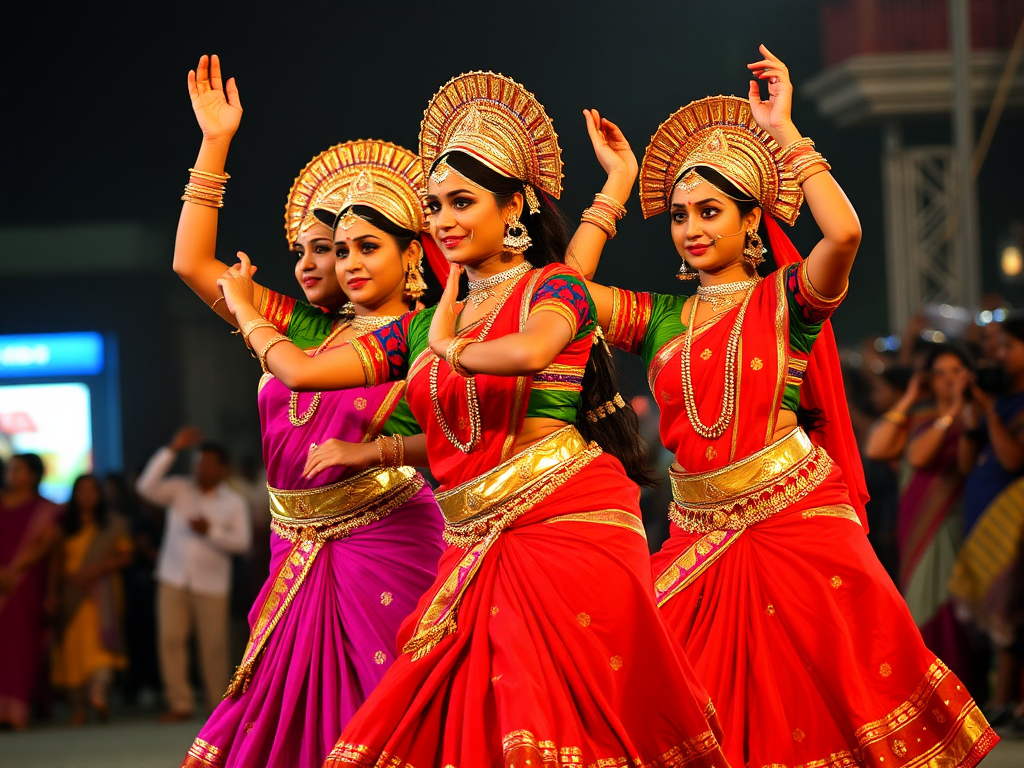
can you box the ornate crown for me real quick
[284,139,426,245]
[639,95,803,224]
[419,71,563,200]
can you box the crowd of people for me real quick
[0,430,262,730]
[0,45,1012,768]
[847,309,1024,733]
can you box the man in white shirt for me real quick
[136,426,251,721]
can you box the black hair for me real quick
[198,441,231,467]
[924,344,974,373]
[437,151,656,486]
[345,205,417,252]
[63,474,109,535]
[11,453,44,490]
[684,167,773,273]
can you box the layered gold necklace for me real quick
[679,281,759,440]
[287,313,402,428]
[695,278,761,311]
[430,271,531,452]
[464,262,532,308]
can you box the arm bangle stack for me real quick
[779,138,830,186]
[182,167,230,208]
[580,192,627,240]
[446,337,475,378]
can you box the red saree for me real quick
[329,265,725,768]
[607,245,995,768]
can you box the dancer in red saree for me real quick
[574,45,996,768]
[217,71,726,768]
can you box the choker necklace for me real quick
[465,262,533,308]
[287,314,400,428]
[349,313,402,336]
[696,278,761,311]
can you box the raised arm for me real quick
[218,254,368,391]
[864,373,924,461]
[173,54,265,327]
[747,44,861,299]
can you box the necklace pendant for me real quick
[467,288,493,309]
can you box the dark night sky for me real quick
[2,1,1021,341]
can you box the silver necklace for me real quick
[349,313,402,336]
[465,262,533,308]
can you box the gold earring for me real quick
[677,260,698,281]
[502,213,532,254]
[404,256,427,300]
[744,229,766,268]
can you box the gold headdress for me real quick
[284,139,426,245]
[639,95,803,224]
[419,71,563,211]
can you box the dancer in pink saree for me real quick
[172,56,443,768]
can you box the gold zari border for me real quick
[543,508,647,539]
[668,428,833,533]
[269,466,417,524]
[181,737,225,768]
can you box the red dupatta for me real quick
[765,216,869,526]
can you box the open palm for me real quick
[187,54,243,141]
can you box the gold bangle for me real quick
[241,318,276,341]
[210,296,226,311]
[189,167,231,182]
[393,434,405,466]
[593,193,626,219]
[581,207,617,239]
[375,435,387,467]
[446,337,475,378]
[258,335,290,374]
[182,181,225,198]
[882,411,908,426]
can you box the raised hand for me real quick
[216,251,259,316]
[170,425,204,451]
[583,109,638,182]
[187,54,243,143]
[428,263,463,358]
[746,44,794,139]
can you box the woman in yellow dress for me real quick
[52,474,133,724]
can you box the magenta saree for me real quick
[182,372,444,768]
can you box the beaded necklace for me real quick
[679,283,757,440]
[695,277,761,311]
[464,262,532,308]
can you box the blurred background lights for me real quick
[1002,245,1023,277]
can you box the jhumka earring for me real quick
[677,260,698,281]
[405,256,428,300]
[502,213,532,254]
[744,229,766,268]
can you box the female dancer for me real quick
[574,46,997,768]
[173,55,443,768]
[52,474,132,724]
[217,71,726,768]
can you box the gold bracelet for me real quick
[882,411,908,426]
[375,435,388,467]
[241,318,276,342]
[189,167,231,182]
[581,207,617,239]
[258,335,290,373]
[393,434,405,466]
[446,337,475,378]
[210,296,226,311]
[593,193,627,219]
[182,181,225,197]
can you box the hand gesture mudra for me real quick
[746,44,793,137]
[216,251,259,316]
[583,109,638,181]
[187,54,243,142]
[428,263,463,358]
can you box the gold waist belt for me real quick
[668,428,833,534]
[436,425,602,548]
[268,466,423,542]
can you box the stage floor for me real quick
[0,716,1022,767]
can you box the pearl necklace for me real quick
[680,284,757,439]
[464,262,533,308]
[287,314,401,428]
[431,275,526,452]
[696,278,761,311]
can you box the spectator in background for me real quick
[0,454,61,730]
[949,314,1024,723]
[51,474,132,724]
[136,427,251,723]
[868,346,975,681]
